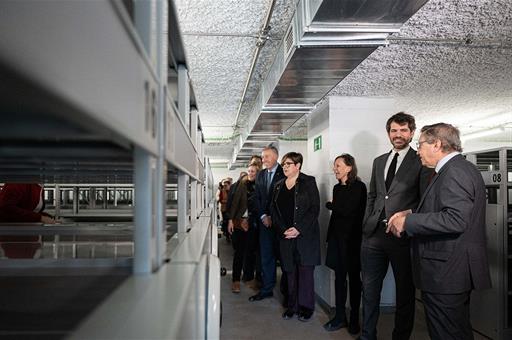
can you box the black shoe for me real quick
[282,309,296,319]
[298,309,313,322]
[348,321,360,335]
[323,317,347,332]
[248,292,273,302]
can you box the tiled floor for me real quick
[217,235,489,340]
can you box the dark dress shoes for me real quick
[248,292,273,302]
[282,309,296,319]
[323,317,348,331]
[298,308,313,322]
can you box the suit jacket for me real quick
[405,154,492,294]
[363,147,431,237]
[270,172,321,271]
[255,164,285,221]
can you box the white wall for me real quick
[211,166,247,187]
[310,96,404,308]
[306,101,334,305]
[277,139,308,165]
[328,96,399,184]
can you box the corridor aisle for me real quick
[217,235,487,340]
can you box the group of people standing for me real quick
[217,111,491,340]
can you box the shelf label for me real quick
[480,171,503,185]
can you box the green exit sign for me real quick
[313,135,322,151]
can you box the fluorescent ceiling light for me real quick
[466,112,512,129]
[209,159,231,164]
[462,127,507,141]
[249,133,282,137]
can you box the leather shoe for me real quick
[282,309,296,319]
[248,292,273,302]
[323,317,347,331]
[348,321,360,334]
[231,281,240,293]
[298,309,313,322]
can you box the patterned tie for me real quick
[385,152,399,191]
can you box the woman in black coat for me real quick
[323,154,367,334]
[271,152,321,322]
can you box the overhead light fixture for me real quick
[466,112,512,129]
[461,126,508,141]
[209,159,231,164]
[249,133,282,137]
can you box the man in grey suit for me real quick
[387,123,491,340]
[359,112,431,340]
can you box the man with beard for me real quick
[358,112,432,340]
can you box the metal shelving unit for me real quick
[0,1,218,338]
[467,148,512,340]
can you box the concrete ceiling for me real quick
[174,0,298,163]
[329,0,512,142]
[175,0,512,164]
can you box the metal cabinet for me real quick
[467,148,512,339]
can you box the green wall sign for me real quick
[313,135,322,152]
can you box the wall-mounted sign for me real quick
[314,135,322,152]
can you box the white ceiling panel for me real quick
[180,35,256,126]
[174,0,268,35]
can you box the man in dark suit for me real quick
[360,112,431,340]
[387,123,491,340]
[249,145,286,302]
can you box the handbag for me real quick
[232,218,249,232]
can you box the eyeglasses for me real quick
[416,140,429,148]
[281,161,295,167]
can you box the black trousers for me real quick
[287,265,315,312]
[422,291,473,340]
[361,226,415,340]
[221,211,229,236]
[231,228,248,282]
[242,217,261,281]
[334,238,362,321]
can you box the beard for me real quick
[391,137,411,149]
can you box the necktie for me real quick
[385,152,399,191]
[266,171,272,191]
[428,171,437,184]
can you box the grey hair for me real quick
[262,144,279,156]
[420,123,462,152]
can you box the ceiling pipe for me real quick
[233,0,277,130]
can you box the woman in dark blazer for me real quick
[270,152,320,322]
[323,154,367,334]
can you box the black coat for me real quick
[270,172,321,272]
[325,180,367,270]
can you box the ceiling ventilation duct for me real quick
[229,0,429,168]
